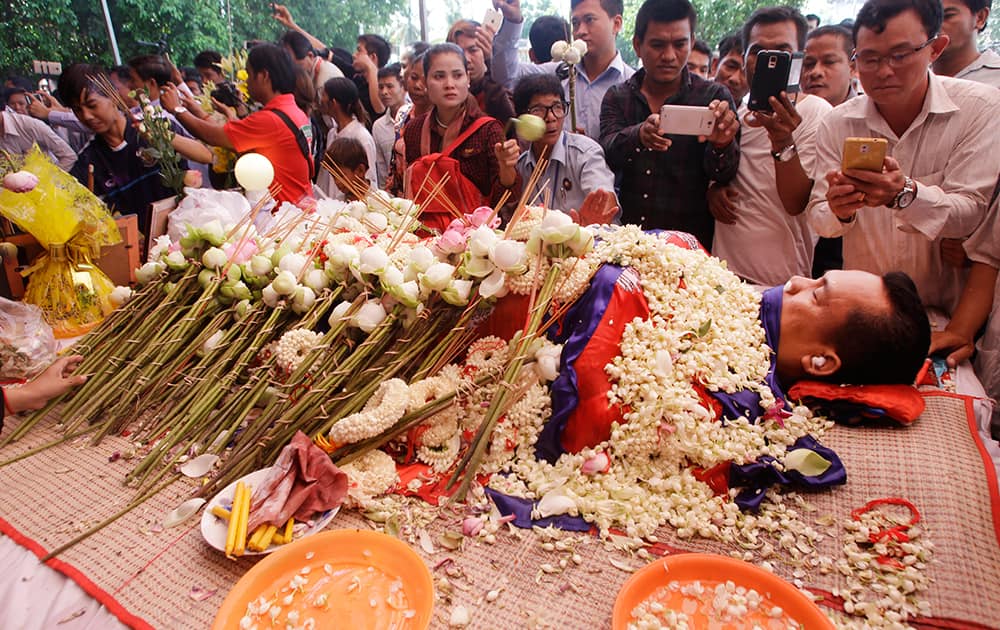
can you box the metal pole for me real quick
[100,0,122,64]
[418,0,427,42]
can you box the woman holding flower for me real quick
[402,43,521,231]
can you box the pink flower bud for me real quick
[462,516,484,537]
[581,452,610,475]
[2,170,39,193]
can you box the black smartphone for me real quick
[748,50,791,112]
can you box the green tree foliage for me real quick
[2,0,404,77]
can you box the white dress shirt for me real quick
[317,118,378,200]
[955,49,1000,89]
[712,93,832,285]
[807,72,1000,311]
[371,110,396,188]
[515,130,618,216]
[964,194,1000,432]
[491,19,634,139]
[1,110,77,170]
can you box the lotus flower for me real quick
[2,170,39,193]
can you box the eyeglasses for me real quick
[527,101,569,119]
[851,37,937,71]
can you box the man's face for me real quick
[377,75,405,110]
[941,0,988,55]
[245,63,267,104]
[714,50,748,102]
[687,48,710,78]
[7,91,29,115]
[454,33,486,83]
[198,67,225,85]
[807,17,820,31]
[634,20,691,86]
[73,88,118,135]
[745,19,800,86]
[354,42,378,72]
[854,9,947,108]
[571,0,623,61]
[526,93,567,148]
[405,62,427,107]
[802,34,854,106]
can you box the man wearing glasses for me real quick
[512,74,619,223]
[807,0,1000,313]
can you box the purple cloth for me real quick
[729,435,847,511]
[484,486,592,531]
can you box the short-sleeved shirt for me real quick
[224,93,313,204]
[516,131,617,216]
[1,110,77,170]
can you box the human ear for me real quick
[975,8,990,33]
[613,14,624,36]
[928,34,951,61]
[802,352,841,377]
[633,35,641,57]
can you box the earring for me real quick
[811,356,827,369]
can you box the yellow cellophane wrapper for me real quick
[0,147,121,338]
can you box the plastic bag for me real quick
[0,147,121,338]
[0,298,57,380]
[167,188,250,243]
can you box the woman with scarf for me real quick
[401,43,521,232]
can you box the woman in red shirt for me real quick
[402,43,521,229]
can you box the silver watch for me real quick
[173,105,188,115]
[771,143,797,163]
[889,176,916,209]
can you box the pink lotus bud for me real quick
[462,516,484,537]
[183,169,203,188]
[581,452,610,475]
[2,170,39,193]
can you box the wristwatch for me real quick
[888,176,916,209]
[771,143,797,163]
[172,105,188,116]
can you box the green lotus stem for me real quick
[0,426,98,469]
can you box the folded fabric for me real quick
[788,381,925,425]
[484,487,593,531]
[729,435,847,511]
[247,431,349,532]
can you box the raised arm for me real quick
[272,4,327,52]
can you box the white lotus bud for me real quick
[550,40,569,61]
[250,254,272,276]
[271,270,297,296]
[201,246,228,270]
[353,299,387,333]
[278,252,308,277]
[109,285,133,307]
[420,262,456,291]
[291,285,316,313]
[261,284,280,308]
[562,47,581,65]
[328,300,352,327]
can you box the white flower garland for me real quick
[273,329,323,374]
[339,450,400,509]
[328,378,410,446]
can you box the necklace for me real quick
[434,105,465,129]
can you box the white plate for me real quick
[200,466,340,556]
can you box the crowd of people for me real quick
[2,0,999,433]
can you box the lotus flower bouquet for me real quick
[550,38,588,133]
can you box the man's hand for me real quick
[495,139,520,186]
[212,97,238,121]
[570,189,618,225]
[493,0,523,23]
[941,238,970,268]
[842,156,906,209]
[639,114,672,152]
[159,82,181,113]
[702,99,738,148]
[4,355,87,414]
[824,170,867,220]
[353,48,378,77]
[707,184,739,224]
[743,91,801,151]
[930,329,975,368]
[271,3,296,28]
[27,97,51,120]
[476,26,495,61]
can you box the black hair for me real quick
[5,76,33,91]
[323,76,370,127]
[194,50,223,73]
[853,0,943,42]
[248,43,297,94]
[742,5,809,51]
[831,272,930,385]
[108,65,132,84]
[410,42,431,57]
[293,66,315,115]
[806,13,822,24]
[358,34,392,68]
[958,0,993,32]
[377,62,403,82]
[127,54,172,87]
[570,0,624,17]
[326,136,370,171]
[635,0,697,43]
[447,20,482,44]
[181,67,202,84]
[530,16,572,63]
[693,38,711,57]
[423,42,468,75]
[57,63,108,110]
[513,73,566,115]
[281,30,314,60]
[807,25,854,57]
[717,32,744,58]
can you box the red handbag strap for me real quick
[440,116,495,158]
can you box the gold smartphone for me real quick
[842,137,888,172]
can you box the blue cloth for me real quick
[729,435,847,511]
[484,486,592,531]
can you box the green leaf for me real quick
[784,449,832,477]
[697,319,712,337]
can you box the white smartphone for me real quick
[659,104,716,136]
[787,52,804,93]
[483,8,504,32]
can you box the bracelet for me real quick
[2,387,14,415]
[836,212,856,224]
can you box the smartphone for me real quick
[483,8,503,32]
[658,105,716,136]
[748,50,791,112]
[787,52,804,93]
[841,137,888,172]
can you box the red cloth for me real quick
[787,381,926,425]
[224,94,313,205]
[247,431,348,531]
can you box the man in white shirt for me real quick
[490,0,635,139]
[0,109,76,171]
[711,7,832,286]
[371,64,407,188]
[932,0,1000,87]
[807,0,1000,312]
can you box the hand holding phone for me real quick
[841,137,888,172]
[483,8,504,32]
